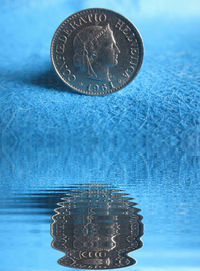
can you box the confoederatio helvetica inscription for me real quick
[51,8,144,95]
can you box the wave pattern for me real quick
[51,186,143,269]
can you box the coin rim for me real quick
[51,8,144,95]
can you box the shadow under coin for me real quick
[30,67,81,95]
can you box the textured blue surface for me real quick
[0,0,200,146]
[0,1,200,271]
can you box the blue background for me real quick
[0,1,200,271]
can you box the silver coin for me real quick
[51,8,144,95]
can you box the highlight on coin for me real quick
[51,8,144,95]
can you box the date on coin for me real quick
[51,8,144,95]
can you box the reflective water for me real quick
[51,186,143,269]
[0,141,200,270]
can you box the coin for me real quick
[51,8,144,95]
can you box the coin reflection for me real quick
[51,186,143,269]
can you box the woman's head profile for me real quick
[73,24,120,81]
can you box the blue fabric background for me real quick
[1,0,200,186]
[0,0,200,149]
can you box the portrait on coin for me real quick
[73,24,120,81]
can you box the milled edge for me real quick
[50,8,144,96]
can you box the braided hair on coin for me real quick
[73,24,112,78]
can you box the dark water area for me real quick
[51,186,143,269]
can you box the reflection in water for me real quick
[51,186,143,269]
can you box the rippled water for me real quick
[51,186,143,269]
[0,148,200,271]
